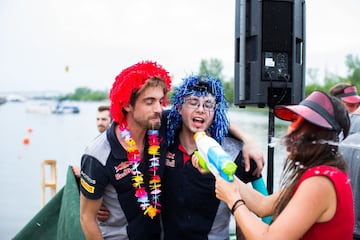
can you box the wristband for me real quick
[231,199,245,215]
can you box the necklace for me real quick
[119,126,161,219]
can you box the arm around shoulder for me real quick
[228,123,265,176]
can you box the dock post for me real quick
[41,159,57,207]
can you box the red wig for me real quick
[110,61,171,125]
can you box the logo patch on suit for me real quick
[80,178,95,193]
[114,161,131,173]
[114,161,132,180]
[165,151,175,167]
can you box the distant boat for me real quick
[52,104,80,114]
[51,100,80,114]
[6,94,26,102]
[0,97,6,105]
[26,102,52,114]
[26,101,80,114]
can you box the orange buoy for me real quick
[27,128,33,134]
[23,136,30,145]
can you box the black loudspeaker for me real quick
[234,0,306,108]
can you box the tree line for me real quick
[63,54,360,103]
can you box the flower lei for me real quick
[119,126,161,219]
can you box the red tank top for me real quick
[294,165,354,239]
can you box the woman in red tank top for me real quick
[213,91,355,239]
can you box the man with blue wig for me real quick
[161,74,263,239]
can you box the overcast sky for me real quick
[0,0,359,93]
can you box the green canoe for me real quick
[13,166,85,240]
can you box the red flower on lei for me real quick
[119,127,161,219]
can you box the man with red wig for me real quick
[79,61,171,239]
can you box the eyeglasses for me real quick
[184,98,216,112]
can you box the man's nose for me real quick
[195,103,205,112]
[154,102,163,112]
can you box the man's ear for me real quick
[123,103,133,112]
[177,105,183,115]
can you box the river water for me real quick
[0,101,288,239]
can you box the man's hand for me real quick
[242,141,264,177]
[72,165,80,178]
[97,204,110,222]
[191,153,211,175]
[228,123,265,177]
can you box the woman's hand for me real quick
[215,174,242,208]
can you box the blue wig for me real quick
[167,74,229,145]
